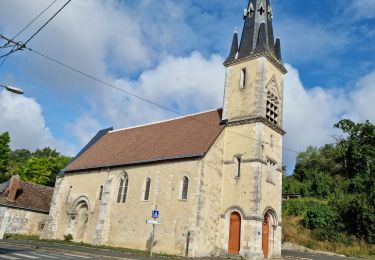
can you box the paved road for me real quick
[0,242,97,260]
[0,240,368,260]
[283,250,364,260]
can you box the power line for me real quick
[24,0,72,46]
[0,33,300,155]
[0,0,60,69]
[29,48,299,154]
[12,0,60,41]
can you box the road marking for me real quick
[0,255,20,260]
[63,253,92,258]
[31,253,58,258]
[12,253,39,259]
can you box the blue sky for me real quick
[0,0,374,172]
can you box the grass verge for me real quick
[283,215,375,259]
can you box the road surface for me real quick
[0,242,97,260]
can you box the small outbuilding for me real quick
[0,175,54,238]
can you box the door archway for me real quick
[75,202,89,242]
[228,212,241,255]
[262,213,270,258]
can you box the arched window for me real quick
[122,176,129,203]
[181,176,189,200]
[98,185,104,201]
[117,173,129,203]
[144,178,151,201]
[117,179,124,203]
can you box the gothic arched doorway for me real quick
[74,202,89,242]
[228,212,241,255]
[262,213,270,258]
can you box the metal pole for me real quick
[150,223,155,256]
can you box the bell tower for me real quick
[220,0,286,259]
[222,0,286,128]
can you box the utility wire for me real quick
[0,33,300,155]
[30,48,299,154]
[23,0,72,46]
[12,0,60,41]
[0,0,61,69]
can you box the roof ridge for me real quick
[109,108,222,134]
[20,181,54,189]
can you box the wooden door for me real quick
[228,212,241,255]
[262,214,270,258]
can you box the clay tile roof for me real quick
[65,109,225,172]
[0,181,54,213]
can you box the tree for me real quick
[16,155,71,187]
[284,119,375,243]
[0,132,11,182]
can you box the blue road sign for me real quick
[152,209,159,219]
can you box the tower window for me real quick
[240,68,247,89]
[258,4,265,15]
[267,160,276,184]
[270,135,274,148]
[181,176,189,200]
[266,91,279,125]
[144,178,151,201]
[234,156,241,178]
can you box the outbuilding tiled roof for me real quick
[65,109,225,172]
[0,181,54,213]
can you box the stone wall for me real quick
[0,206,48,237]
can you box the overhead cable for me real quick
[0,33,300,155]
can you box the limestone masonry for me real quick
[42,0,286,259]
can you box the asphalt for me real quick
[0,240,370,260]
[282,250,365,260]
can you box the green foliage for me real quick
[283,198,325,216]
[0,132,71,186]
[64,234,73,241]
[0,132,11,182]
[15,154,71,186]
[283,119,375,244]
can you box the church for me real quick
[42,0,286,259]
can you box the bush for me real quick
[64,234,73,241]
[283,198,325,216]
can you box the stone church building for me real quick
[42,0,287,258]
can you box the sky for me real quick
[0,0,374,173]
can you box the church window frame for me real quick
[266,77,280,126]
[143,178,151,201]
[266,159,277,185]
[98,185,104,201]
[266,91,279,125]
[234,156,242,178]
[180,176,189,200]
[240,68,247,89]
[117,172,129,203]
[270,134,274,148]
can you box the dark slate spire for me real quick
[224,0,283,66]
[224,29,239,64]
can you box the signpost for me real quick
[147,208,160,256]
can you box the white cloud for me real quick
[96,51,225,129]
[283,64,375,172]
[0,90,75,155]
[67,115,102,147]
[346,0,375,21]
[276,19,348,64]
